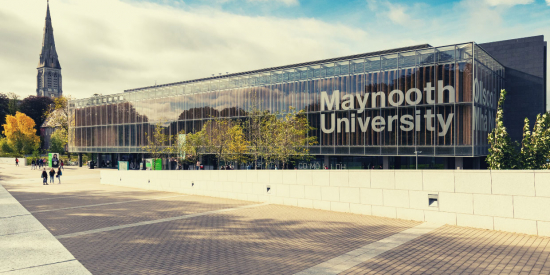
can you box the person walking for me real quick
[15,158,19,167]
[41,168,48,185]
[60,160,64,170]
[56,167,62,184]
[31,159,35,170]
[49,168,55,184]
[38,158,42,168]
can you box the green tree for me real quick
[487,90,518,169]
[7,93,19,116]
[0,137,13,155]
[518,118,534,169]
[245,106,274,169]
[49,128,68,154]
[43,96,71,157]
[226,123,249,169]
[271,108,318,169]
[517,113,550,169]
[206,119,235,169]
[0,93,9,131]
[177,128,208,168]
[259,113,279,168]
[532,113,550,169]
[141,123,173,169]
[43,96,70,133]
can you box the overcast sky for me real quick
[1,0,549,106]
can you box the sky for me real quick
[1,0,549,106]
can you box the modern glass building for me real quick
[69,41,506,169]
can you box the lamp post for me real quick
[414,151,422,170]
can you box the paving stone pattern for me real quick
[341,225,550,275]
[58,205,418,275]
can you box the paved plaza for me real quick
[1,163,550,274]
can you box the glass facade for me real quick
[68,42,504,157]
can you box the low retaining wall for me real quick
[101,169,550,237]
[0,157,26,166]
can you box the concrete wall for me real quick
[0,157,26,166]
[101,169,550,237]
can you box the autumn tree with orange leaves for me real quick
[1,112,40,156]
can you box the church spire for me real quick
[46,0,51,21]
[37,0,62,98]
[39,0,61,69]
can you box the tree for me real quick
[7,93,19,116]
[0,137,13,155]
[488,89,550,170]
[1,112,40,156]
[531,113,550,169]
[43,96,71,156]
[177,128,208,168]
[49,128,67,154]
[44,96,70,132]
[0,93,8,131]
[226,123,249,169]
[517,114,550,169]
[259,113,279,168]
[271,108,318,169]
[245,105,276,169]
[206,119,234,169]
[141,123,173,169]
[19,96,54,133]
[487,90,518,169]
[518,118,534,169]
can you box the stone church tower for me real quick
[37,0,62,98]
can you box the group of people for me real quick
[14,156,65,185]
[41,167,62,185]
[30,158,63,170]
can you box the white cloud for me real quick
[387,4,408,25]
[364,0,425,27]
[485,0,534,6]
[547,0,550,5]
[246,0,299,6]
[1,0,548,105]
[0,0,367,99]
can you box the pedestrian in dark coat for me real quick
[42,169,48,185]
[56,168,62,184]
[49,168,55,184]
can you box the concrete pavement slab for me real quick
[0,182,90,274]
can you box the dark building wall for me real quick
[480,35,547,142]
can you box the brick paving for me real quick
[58,205,418,275]
[34,195,253,236]
[340,225,550,275]
[2,163,550,274]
